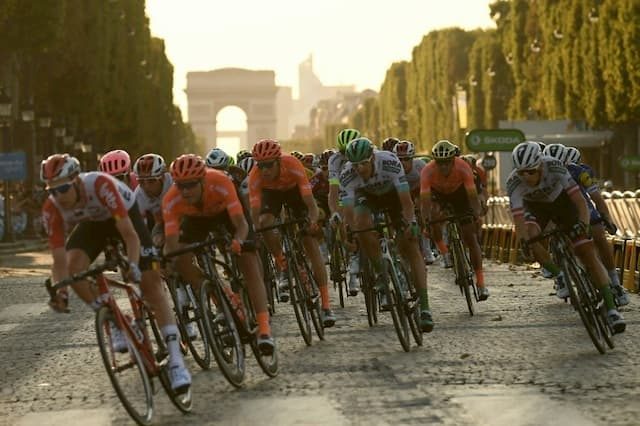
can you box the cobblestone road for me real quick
[1,250,639,425]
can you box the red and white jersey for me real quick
[42,172,135,249]
[134,172,172,222]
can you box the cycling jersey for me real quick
[42,172,135,249]
[328,151,348,186]
[507,157,580,218]
[310,171,330,199]
[404,158,426,194]
[162,169,244,237]
[248,154,312,210]
[420,157,476,196]
[568,162,600,223]
[134,172,172,222]
[340,151,409,207]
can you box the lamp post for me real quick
[20,100,37,239]
[0,88,14,242]
[53,121,66,153]
[38,111,52,157]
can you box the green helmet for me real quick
[227,156,236,167]
[431,140,459,160]
[337,128,361,152]
[345,137,374,162]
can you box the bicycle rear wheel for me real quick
[201,279,246,387]
[386,259,411,352]
[95,306,154,425]
[288,260,313,346]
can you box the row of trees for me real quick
[347,0,639,154]
[0,0,200,160]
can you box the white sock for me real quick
[161,324,184,367]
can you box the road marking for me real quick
[221,396,347,425]
[452,385,597,426]
[15,409,111,426]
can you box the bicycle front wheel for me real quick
[361,257,378,327]
[289,260,313,346]
[386,259,411,352]
[95,306,154,425]
[451,236,474,316]
[397,260,422,347]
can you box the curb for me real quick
[0,239,48,256]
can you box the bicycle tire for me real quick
[288,257,313,346]
[580,269,615,350]
[95,306,154,425]
[385,258,411,352]
[241,289,279,377]
[330,241,347,308]
[260,245,278,314]
[166,277,211,370]
[361,257,378,327]
[451,232,475,316]
[397,260,423,346]
[200,279,246,387]
[563,258,607,354]
[299,255,325,341]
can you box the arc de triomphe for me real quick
[185,68,278,152]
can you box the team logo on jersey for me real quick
[99,182,119,210]
[382,159,402,174]
[340,167,358,187]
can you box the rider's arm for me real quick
[398,190,416,223]
[419,166,432,223]
[461,164,482,216]
[302,194,319,224]
[247,170,263,226]
[229,213,249,242]
[115,217,141,265]
[328,184,340,214]
[42,200,68,281]
[568,186,590,224]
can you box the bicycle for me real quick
[359,254,378,327]
[257,237,279,315]
[527,229,615,354]
[45,242,192,425]
[328,221,349,307]
[257,214,324,346]
[428,213,478,316]
[353,210,423,351]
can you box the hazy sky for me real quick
[146,0,495,129]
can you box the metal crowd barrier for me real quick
[481,192,640,293]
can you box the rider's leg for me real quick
[66,249,97,304]
[302,234,331,309]
[238,251,271,337]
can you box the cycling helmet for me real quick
[382,137,400,152]
[238,157,256,174]
[252,139,282,161]
[290,150,304,161]
[133,154,166,178]
[337,128,361,152]
[99,149,131,175]
[320,149,336,165]
[346,137,374,162]
[431,140,458,160]
[512,141,542,170]
[536,141,547,151]
[302,153,315,169]
[40,154,81,186]
[462,154,478,167]
[205,148,230,169]
[565,146,581,164]
[170,154,207,182]
[543,143,567,162]
[393,140,415,158]
[236,149,251,163]
[227,156,236,167]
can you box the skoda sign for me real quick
[465,129,525,152]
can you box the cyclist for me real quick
[41,153,191,393]
[420,140,489,300]
[340,137,434,332]
[393,140,435,264]
[382,137,400,152]
[508,142,625,332]
[248,139,336,327]
[302,153,316,172]
[132,154,171,239]
[329,129,362,296]
[311,149,333,263]
[99,149,138,189]
[236,149,252,163]
[162,154,275,354]
[206,147,232,171]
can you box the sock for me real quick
[542,262,561,276]
[320,285,331,310]
[475,269,484,287]
[608,269,621,287]
[256,311,271,336]
[162,324,184,368]
[436,240,448,255]
[418,287,430,310]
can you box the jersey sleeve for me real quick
[288,157,313,197]
[328,154,342,186]
[162,187,182,237]
[506,173,525,216]
[248,168,263,210]
[42,199,65,249]
[94,175,129,219]
[460,163,477,192]
[385,157,410,193]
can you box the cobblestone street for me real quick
[1,251,639,425]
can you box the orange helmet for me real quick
[169,154,206,182]
[40,154,80,187]
[252,139,282,161]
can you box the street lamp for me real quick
[20,100,38,239]
[0,88,12,120]
[0,88,14,242]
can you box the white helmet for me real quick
[543,143,567,162]
[393,140,416,158]
[565,146,581,164]
[205,148,230,169]
[133,153,166,178]
[512,141,542,170]
[238,157,256,174]
[40,154,81,186]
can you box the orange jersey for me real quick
[248,154,312,209]
[162,169,244,237]
[420,157,476,196]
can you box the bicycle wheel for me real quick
[95,306,154,425]
[330,240,347,308]
[260,245,278,314]
[167,277,211,370]
[241,289,279,377]
[451,236,474,316]
[385,259,411,352]
[288,260,313,346]
[397,260,423,347]
[361,257,378,327]
[200,279,246,387]
[301,259,325,341]
[564,259,607,354]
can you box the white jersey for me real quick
[507,157,580,217]
[339,150,409,206]
[328,151,348,186]
[134,172,172,219]
[404,158,426,193]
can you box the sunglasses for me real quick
[176,180,200,190]
[399,157,413,163]
[353,157,372,167]
[257,160,277,170]
[517,168,539,176]
[48,182,73,196]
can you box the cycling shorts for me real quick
[260,187,308,220]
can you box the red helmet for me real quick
[133,153,166,178]
[40,154,81,187]
[170,154,206,182]
[99,150,131,175]
[252,139,282,161]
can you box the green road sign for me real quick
[619,156,640,171]
[465,128,525,152]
